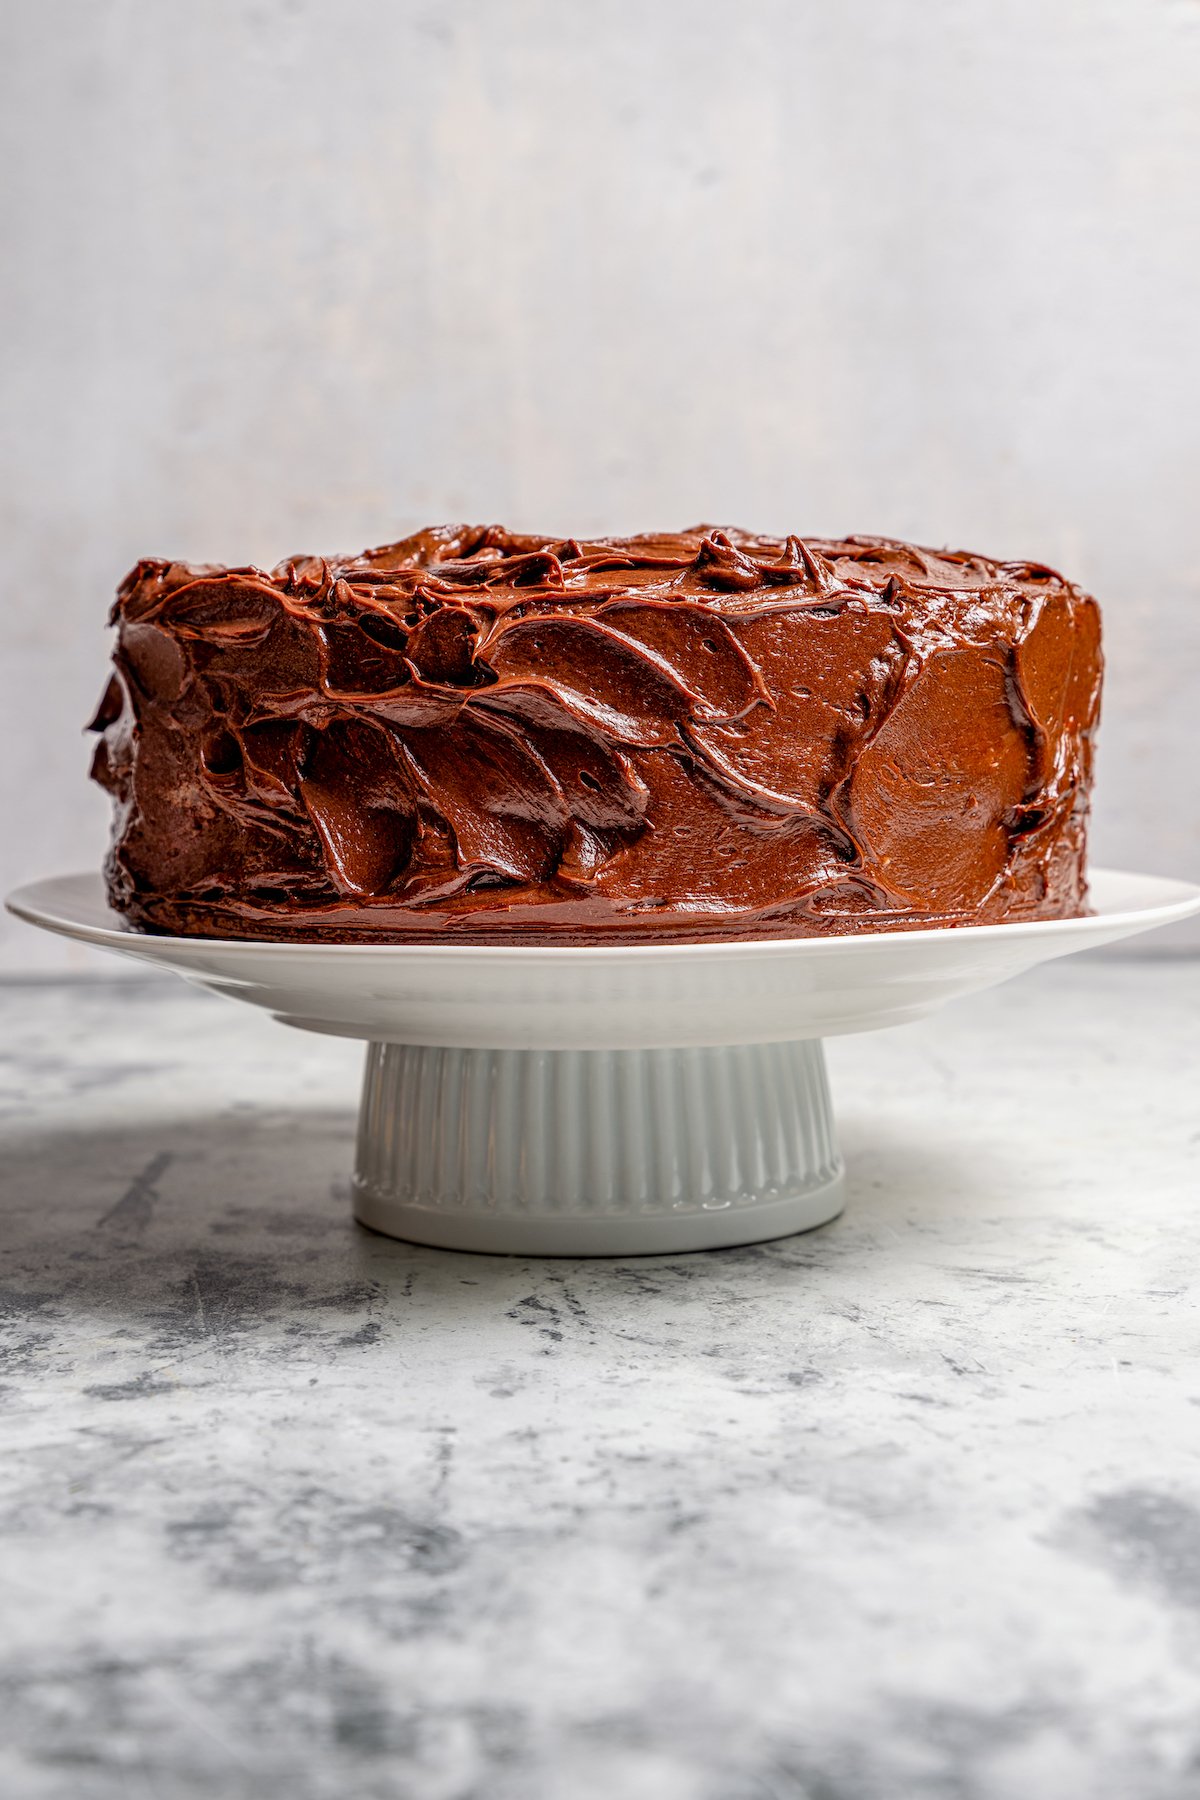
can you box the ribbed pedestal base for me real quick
[353,1039,844,1255]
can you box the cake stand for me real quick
[9,870,1200,1256]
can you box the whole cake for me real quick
[89,526,1103,943]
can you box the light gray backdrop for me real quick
[4,0,1199,968]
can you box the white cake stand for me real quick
[9,870,1200,1255]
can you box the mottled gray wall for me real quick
[4,0,1199,968]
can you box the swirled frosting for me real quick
[90,525,1102,942]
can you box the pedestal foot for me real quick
[352,1039,844,1256]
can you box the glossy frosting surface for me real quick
[90,526,1103,942]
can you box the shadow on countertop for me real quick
[0,1098,1045,1358]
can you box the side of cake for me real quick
[89,526,1103,943]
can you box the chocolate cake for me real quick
[89,526,1103,944]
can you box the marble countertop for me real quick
[2,955,1199,1800]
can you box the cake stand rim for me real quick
[7,866,1200,964]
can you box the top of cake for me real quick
[92,526,1102,943]
[116,520,1082,615]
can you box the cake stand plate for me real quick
[9,870,1200,1255]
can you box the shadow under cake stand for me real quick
[9,870,1200,1256]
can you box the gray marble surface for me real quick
[2,958,1199,1800]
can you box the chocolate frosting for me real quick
[90,525,1103,943]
